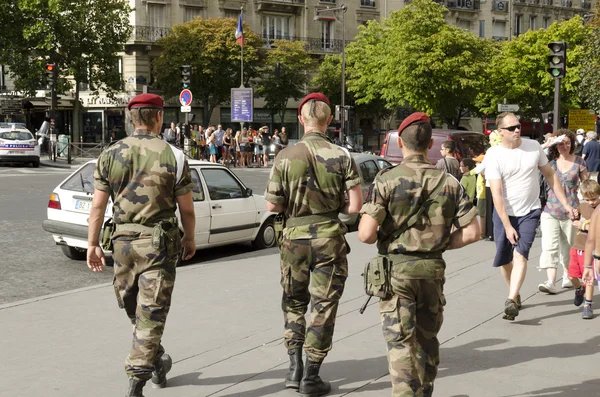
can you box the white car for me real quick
[0,123,41,167]
[42,160,277,261]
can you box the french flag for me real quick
[235,13,244,46]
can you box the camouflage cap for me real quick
[298,92,330,114]
[127,93,164,110]
[398,112,429,136]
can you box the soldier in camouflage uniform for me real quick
[265,92,363,397]
[358,112,480,397]
[86,93,197,397]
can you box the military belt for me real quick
[388,251,443,263]
[115,223,155,234]
[285,211,339,228]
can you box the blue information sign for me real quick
[231,88,253,122]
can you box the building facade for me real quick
[0,0,590,143]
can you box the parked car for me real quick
[379,129,488,165]
[42,160,277,262]
[0,123,41,167]
[340,152,392,230]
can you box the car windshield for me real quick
[455,134,489,160]
[60,163,96,194]
[0,131,33,141]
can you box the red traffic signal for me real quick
[45,63,56,88]
[45,64,54,72]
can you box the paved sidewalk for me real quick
[2,234,599,397]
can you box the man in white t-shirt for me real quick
[485,112,576,320]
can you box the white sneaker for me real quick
[538,280,557,294]
[562,278,573,288]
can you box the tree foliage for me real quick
[0,0,132,97]
[579,5,600,111]
[153,18,263,124]
[345,0,492,128]
[477,16,589,119]
[255,40,313,124]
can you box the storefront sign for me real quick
[0,98,23,115]
[83,95,133,108]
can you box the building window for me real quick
[184,7,203,22]
[224,10,239,19]
[515,14,523,36]
[263,15,292,40]
[457,19,471,31]
[147,3,166,27]
[479,20,485,37]
[492,20,506,39]
[322,20,335,49]
[543,16,551,28]
[529,15,536,30]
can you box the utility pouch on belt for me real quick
[101,218,116,252]
[362,255,391,299]
[273,213,286,247]
[152,220,180,256]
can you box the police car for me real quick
[0,123,41,167]
[42,160,277,262]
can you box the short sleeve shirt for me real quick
[544,156,586,220]
[360,154,477,256]
[264,131,362,239]
[93,131,194,226]
[484,139,548,217]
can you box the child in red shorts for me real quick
[569,179,600,319]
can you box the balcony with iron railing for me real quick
[492,0,509,11]
[446,0,480,11]
[260,35,350,53]
[360,0,376,6]
[255,0,305,13]
[581,0,592,8]
[129,25,172,43]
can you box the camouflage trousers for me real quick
[280,235,348,362]
[379,270,445,397]
[112,235,178,381]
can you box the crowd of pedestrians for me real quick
[458,114,600,321]
[159,121,289,167]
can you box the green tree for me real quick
[0,0,132,136]
[255,40,313,125]
[312,53,395,132]
[345,0,492,128]
[477,17,589,122]
[153,18,263,125]
[580,8,600,111]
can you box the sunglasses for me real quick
[501,124,521,132]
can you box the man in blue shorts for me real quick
[485,112,577,320]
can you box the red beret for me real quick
[298,92,330,114]
[398,112,430,136]
[127,93,164,110]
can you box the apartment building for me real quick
[0,0,590,142]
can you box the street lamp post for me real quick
[314,4,348,145]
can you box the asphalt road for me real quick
[0,164,274,304]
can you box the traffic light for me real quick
[180,65,191,90]
[45,63,56,89]
[547,41,567,79]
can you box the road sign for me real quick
[497,104,520,112]
[180,105,191,113]
[179,89,193,106]
[231,88,253,122]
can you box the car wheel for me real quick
[60,245,87,260]
[32,160,40,168]
[252,216,276,249]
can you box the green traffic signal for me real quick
[180,65,192,91]
[547,41,566,79]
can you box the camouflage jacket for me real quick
[361,154,477,262]
[93,130,194,227]
[265,130,362,240]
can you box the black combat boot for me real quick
[151,353,173,389]
[423,384,434,397]
[284,347,304,389]
[298,359,331,397]
[125,379,145,397]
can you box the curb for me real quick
[40,160,73,169]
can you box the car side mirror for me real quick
[246,188,253,197]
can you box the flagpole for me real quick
[240,6,244,89]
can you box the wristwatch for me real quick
[593,252,600,261]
